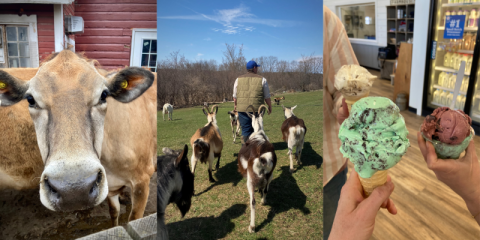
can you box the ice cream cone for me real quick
[358,169,388,197]
[344,90,370,111]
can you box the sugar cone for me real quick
[358,170,388,197]
[344,90,370,111]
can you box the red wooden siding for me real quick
[75,0,157,69]
[0,4,54,62]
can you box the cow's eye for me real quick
[99,90,109,104]
[26,95,36,107]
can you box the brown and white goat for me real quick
[274,96,285,105]
[238,105,277,233]
[190,105,223,182]
[281,105,307,173]
[227,110,241,143]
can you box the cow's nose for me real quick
[44,171,102,211]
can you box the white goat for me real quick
[163,103,173,121]
[281,105,307,173]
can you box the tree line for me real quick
[157,43,323,108]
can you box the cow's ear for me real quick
[106,67,154,103]
[0,70,29,106]
[174,145,189,168]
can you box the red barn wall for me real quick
[74,0,157,69]
[0,4,55,61]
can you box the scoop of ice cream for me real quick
[338,97,410,178]
[334,65,376,96]
[421,107,472,145]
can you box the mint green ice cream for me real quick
[338,97,410,178]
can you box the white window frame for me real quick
[336,2,379,46]
[130,28,157,69]
[0,14,39,67]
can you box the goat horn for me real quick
[210,105,218,114]
[245,105,255,113]
[258,104,268,115]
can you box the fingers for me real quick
[357,177,395,220]
[342,98,349,117]
[417,132,428,160]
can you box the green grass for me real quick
[158,90,323,239]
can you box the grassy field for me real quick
[158,90,323,239]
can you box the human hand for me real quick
[337,98,349,125]
[329,170,397,240]
[417,132,480,222]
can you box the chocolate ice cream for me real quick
[421,107,472,145]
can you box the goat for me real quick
[190,105,223,182]
[281,105,307,173]
[237,105,277,233]
[163,103,173,121]
[157,145,194,240]
[227,110,241,143]
[274,96,285,105]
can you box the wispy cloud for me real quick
[158,4,300,34]
[197,53,204,57]
[204,37,212,41]
[259,31,281,40]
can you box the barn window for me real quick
[141,39,157,72]
[6,26,30,68]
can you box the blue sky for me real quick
[157,0,323,64]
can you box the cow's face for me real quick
[0,50,154,212]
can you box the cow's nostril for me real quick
[44,177,57,194]
[96,171,102,185]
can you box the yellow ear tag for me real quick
[0,81,6,89]
[120,80,128,89]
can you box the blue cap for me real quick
[246,60,260,70]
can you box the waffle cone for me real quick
[358,170,388,197]
[344,90,370,111]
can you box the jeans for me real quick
[323,166,348,240]
[238,112,254,139]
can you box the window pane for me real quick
[19,43,29,57]
[9,58,19,68]
[18,27,28,41]
[151,40,157,53]
[149,54,157,67]
[8,43,18,56]
[339,4,376,40]
[142,40,151,53]
[20,58,30,68]
[6,27,17,41]
[141,54,149,66]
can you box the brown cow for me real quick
[0,50,157,226]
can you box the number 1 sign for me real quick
[444,15,466,39]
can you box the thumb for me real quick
[462,140,477,163]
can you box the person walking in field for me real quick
[233,60,273,145]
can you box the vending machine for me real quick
[423,0,480,134]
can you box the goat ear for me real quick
[292,105,297,110]
[202,108,208,116]
[282,105,285,110]
[106,67,154,103]
[174,145,189,168]
[246,112,254,118]
[0,70,29,106]
[215,106,218,114]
